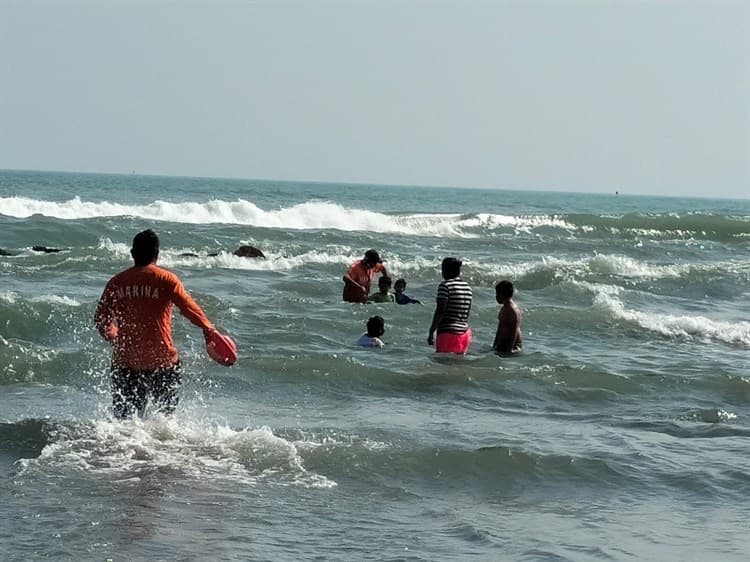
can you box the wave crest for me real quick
[0,196,588,237]
[0,196,464,236]
[580,282,750,346]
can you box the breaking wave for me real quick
[574,281,750,346]
[0,196,586,238]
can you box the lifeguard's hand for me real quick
[105,325,119,344]
[427,334,435,346]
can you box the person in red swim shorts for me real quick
[427,257,473,354]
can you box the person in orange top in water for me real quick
[342,249,389,303]
[95,229,217,419]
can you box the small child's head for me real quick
[394,278,406,294]
[495,280,514,304]
[378,275,392,293]
[366,315,385,337]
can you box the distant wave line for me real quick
[0,196,573,236]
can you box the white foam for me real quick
[0,196,583,237]
[587,254,687,278]
[30,295,81,307]
[590,288,750,346]
[560,254,688,279]
[0,291,18,304]
[97,238,131,258]
[426,254,687,286]
[15,415,336,488]
[159,248,359,272]
[85,240,750,291]
[93,239,363,272]
[106,243,446,275]
[474,254,736,282]
[0,196,462,236]
[457,213,576,232]
[629,228,693,238]
[0,290,79,307]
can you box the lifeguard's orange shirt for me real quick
[342,260,385,303]
[95,264,213,370]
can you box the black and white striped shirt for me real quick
[436,278,472,334]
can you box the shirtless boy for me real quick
[493,280,522,355]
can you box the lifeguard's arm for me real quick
[172,279,215,334]
[343,262,367,294]
[342,274,365,292]
[94,284,118,343]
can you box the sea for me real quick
[1,169,749,561]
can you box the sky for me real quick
[0,0,747,198]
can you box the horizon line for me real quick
[1,167,747,202]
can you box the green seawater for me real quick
[1,169,749,560]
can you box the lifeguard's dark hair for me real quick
[495,280,514,299]
[366,315,385,337]
[131,229,160,266]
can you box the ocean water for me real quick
[1,169,749,561]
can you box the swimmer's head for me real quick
[131,229,159,266]
[495,280,514,303]
[366,315,385,337]
[363,249,382,268]
[441,257,462,280]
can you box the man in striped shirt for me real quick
[427,257,473,354]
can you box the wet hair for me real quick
[495,280,514,299]
[366,315,385,337]
[364,249,382,266]
[394,278,406,290]
[441,257,462,279]
[378,275,392,290]
[131,229,159,266]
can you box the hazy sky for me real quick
[1,0,747,198]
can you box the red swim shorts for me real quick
[435,328,472,354]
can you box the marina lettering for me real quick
[117,285,160,300]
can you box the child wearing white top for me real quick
[357,315,385,348]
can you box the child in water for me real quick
[493,280,523,355]
[368,276,395,303]
[357,316,386,348]
[394,278,421,305]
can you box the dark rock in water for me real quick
[179,251,221,258]
[32,246,63,253]
[178,248,263,258]
[0,248,18,256]
[233,245,265,259]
